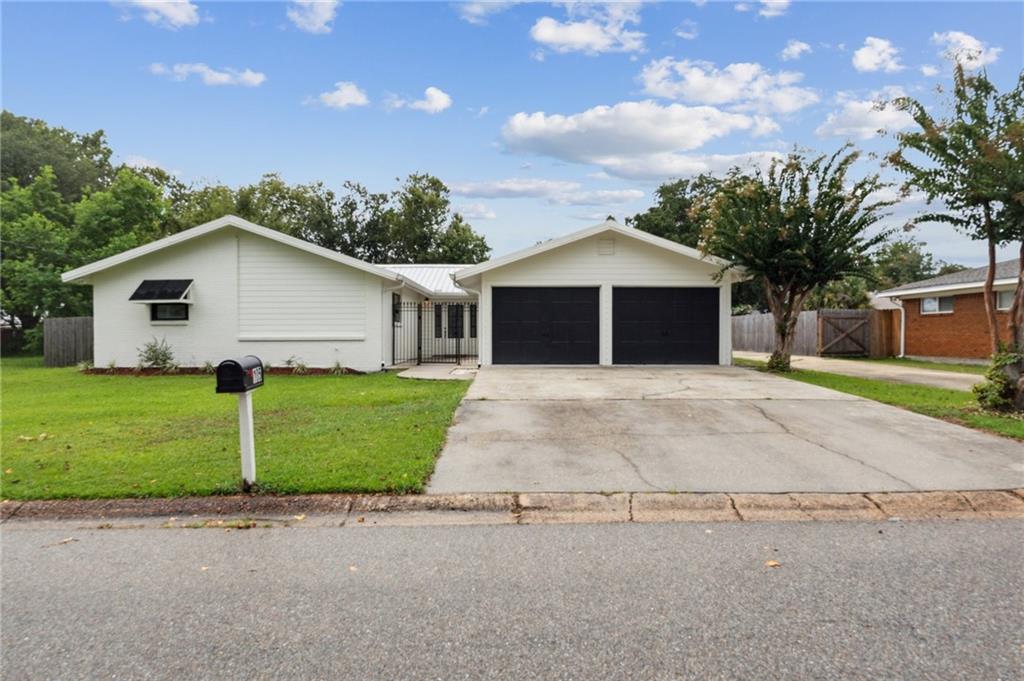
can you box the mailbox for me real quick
[216,356,264,393]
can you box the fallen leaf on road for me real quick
[200,566,209,571]
[57,537,77,545]
[765,560,781,569]
[293,514,306,521]
[349,565,358,572]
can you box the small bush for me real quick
[137,337,178,373]
[284,356,308,375]
[106,359,118,374]
[201,361,216,374]
[330,361,347,376]
[76,360,94,372]
[973,349,1023,411]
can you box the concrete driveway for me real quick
[427,366,1024,493]
[734,352,981,391]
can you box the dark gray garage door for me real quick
[492,287,599,364]
[613,287,719,364]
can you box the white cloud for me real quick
[503,100,756,163]
[758,0,790,18]
[735,1,790,17]
[149,62,266,87]
[920,64,940,77]
[450,178,643,206]
[597,151,782,181]
[931,31,1002,70]
[457,2,520,25]
[457,202,497,219]
[815,90,916,140]
[675,19,698,40]
[780,39,811,61]
[530,3,645,56]
[318,81,369,109]
[388,86,453,114]
[852,37,904,73]
[639,58,818,114]
[123,154,161,169]
[117,1,200,29]
[287,0,339,34]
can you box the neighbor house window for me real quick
[997,290,1014,311]
[469,304,478,339]
[920,296,954,314]
[448,305,464,339]
[151,303,189,322]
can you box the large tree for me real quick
[702,146,895,370]
[1,111,114,201]
[889,66,1023,356]
[626,174,719,246]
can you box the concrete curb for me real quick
[3,489,1024,526]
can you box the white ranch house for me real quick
[62,215,739,371]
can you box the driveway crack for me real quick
[748,401,917,489]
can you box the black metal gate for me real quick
[393,301,478,365]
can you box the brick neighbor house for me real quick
[876,259,1019,361]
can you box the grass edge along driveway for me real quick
[1,358,468,500]
[734,357,1024,441]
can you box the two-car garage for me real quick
[491,286,720,365]
[453,219,735,367]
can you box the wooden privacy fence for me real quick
[731,311,818,356]
[43,316,93,367]
[732,309,898,358]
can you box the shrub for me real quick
[973,349,1023,411]
[201,361,216,374]
[76,360,94,372]
[284,356,308,375]
[137,337,178,373]
[330,361,347,376]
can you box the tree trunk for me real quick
[982,207,1001,356]
[1009,242,1024,410]
[765,280,807,372]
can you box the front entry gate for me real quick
[393,301,478,365]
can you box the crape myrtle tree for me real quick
[701,145,896,371]
[889,65,1024,356]
[889,65,1024,408]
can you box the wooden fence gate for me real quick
[732,309,898,358]
[43,316,94,367]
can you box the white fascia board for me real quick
[876,278,1018,299]
[61,215,403,285]
[453,220,732,282]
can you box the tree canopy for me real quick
[702,146,896,370]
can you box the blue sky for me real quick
[2,1,1021,264]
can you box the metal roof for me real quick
[878,259,1019,296]
[383,264,472,298]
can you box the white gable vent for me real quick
[597,238,615,255]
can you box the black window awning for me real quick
[129,279,194,302]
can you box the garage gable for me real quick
[453,219,732,287]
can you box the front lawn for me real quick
[1,357,469,500]
[849,356,988,376]
[734,357,1024,440]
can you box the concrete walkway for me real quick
[428,366,1023,494]
[395,364,476,381]
[733,352,981,391]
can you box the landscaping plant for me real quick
[702,145,895,371]
[136,337,177,372]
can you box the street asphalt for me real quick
[3,519,1022,679]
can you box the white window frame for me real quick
[920,296,954,315]
[996,290,1014,311]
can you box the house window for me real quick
[997,290,1014,311]
[392,293,402,324]
[920,296,954,315]
[448,305,464,339]
[151,303,189,322]
[434,304,443,338]
[469,304,478,339]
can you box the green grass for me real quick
[848,356,988,376]
[1,357,469,500]
[734,357,1023,440]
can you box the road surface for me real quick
[3,519,1022,679]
